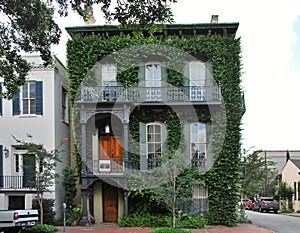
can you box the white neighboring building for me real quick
[0,55,70,220]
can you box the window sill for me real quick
[15,114,41,118]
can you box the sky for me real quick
[52,0,300,152]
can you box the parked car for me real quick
[245,199,254,210]
[238,199,251,209]
[253,197,279,213]
[0,209,38,233]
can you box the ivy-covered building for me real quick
[66,16,244,226]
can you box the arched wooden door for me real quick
[103,184,118,222]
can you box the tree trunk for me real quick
[172,175,176,228]
[38,195,44,224]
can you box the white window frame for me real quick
[145,63,162,101]
[193,185,208,199]
[146,123,162,159]
[189,61,205,101]
[190,123,206,164]
[21,81,36,115]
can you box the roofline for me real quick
[66,23,239,38]
[255,150,300,153]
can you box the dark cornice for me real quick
[66,23,239,38]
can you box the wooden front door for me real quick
[100,136,122,160]
[100,136,123,172]
[103,184,118,222]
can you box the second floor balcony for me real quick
[0,176,36,190]
[78,85,221,104]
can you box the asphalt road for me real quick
[246,210,300,233]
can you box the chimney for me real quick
[211,15,219,23]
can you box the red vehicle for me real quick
[245,199,254,210]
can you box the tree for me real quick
[62,166,77,208]
[126,151,204,228]
[0,0,61,99]
[276,181,294,210]
[241,150,278,198]
[0,0,177,98]
[14,135,60,224]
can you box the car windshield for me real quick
[261,198,273,201]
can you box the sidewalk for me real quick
[56,223,273,233]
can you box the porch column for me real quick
[123,122,129,216]
[79,123,89,226]
[124,190,129,217]
[123,122,129,169]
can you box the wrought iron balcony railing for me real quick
[86,160,124,174]
[0,176,36,189]
[78,85,221,103]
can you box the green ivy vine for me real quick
[67,27,244,226]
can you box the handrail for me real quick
[77,85,221,103]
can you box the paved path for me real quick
[56,223,273,233]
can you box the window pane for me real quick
[30,99,36,114]
[102,64,116,81]
[148,125,154,133]
[22,84,28,98]
[190,62,205,81]
[30,82,35,98]
[23,100,28,114]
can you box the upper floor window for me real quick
[101,64,118,101]
[13,81,43,116]
[147,123,162,169]
[101,63,117,82]
[189,61,205,86]
[145,63,161,87]
[190,123,206,167]
[62,87,69,124]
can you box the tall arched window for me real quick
[190,123,206,167]
[146,123,162,168]
[145,63,161,101]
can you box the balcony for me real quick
[0,176,36,190]
[78,85,221,104]
[86,160,124,175]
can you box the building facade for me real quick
[0,55,70,219]
[257,150,300,174]
[66,18,243,225]
[281,159,300,212]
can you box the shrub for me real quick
[119,213,172,228]
[20,224,57,233]
[32,199,55,225]
[66,205,82,226]
[150,228,192,233]
[177,214,207,228]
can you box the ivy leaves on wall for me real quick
[67,30,243,226]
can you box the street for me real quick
[246,210,300,233]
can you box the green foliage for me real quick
[119,213,172,228]
[176,214,207,229]
[119,213,205,230]
[62,166,77,208]
[276,181,294,210]
[241,150,278,198]
[150,228,192,233]
[32,199,55,225]
[0,0,61,98]
[14,135,61,224]
[21,224,57,233]
[66,205,83,226]
[55,0,177,26]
